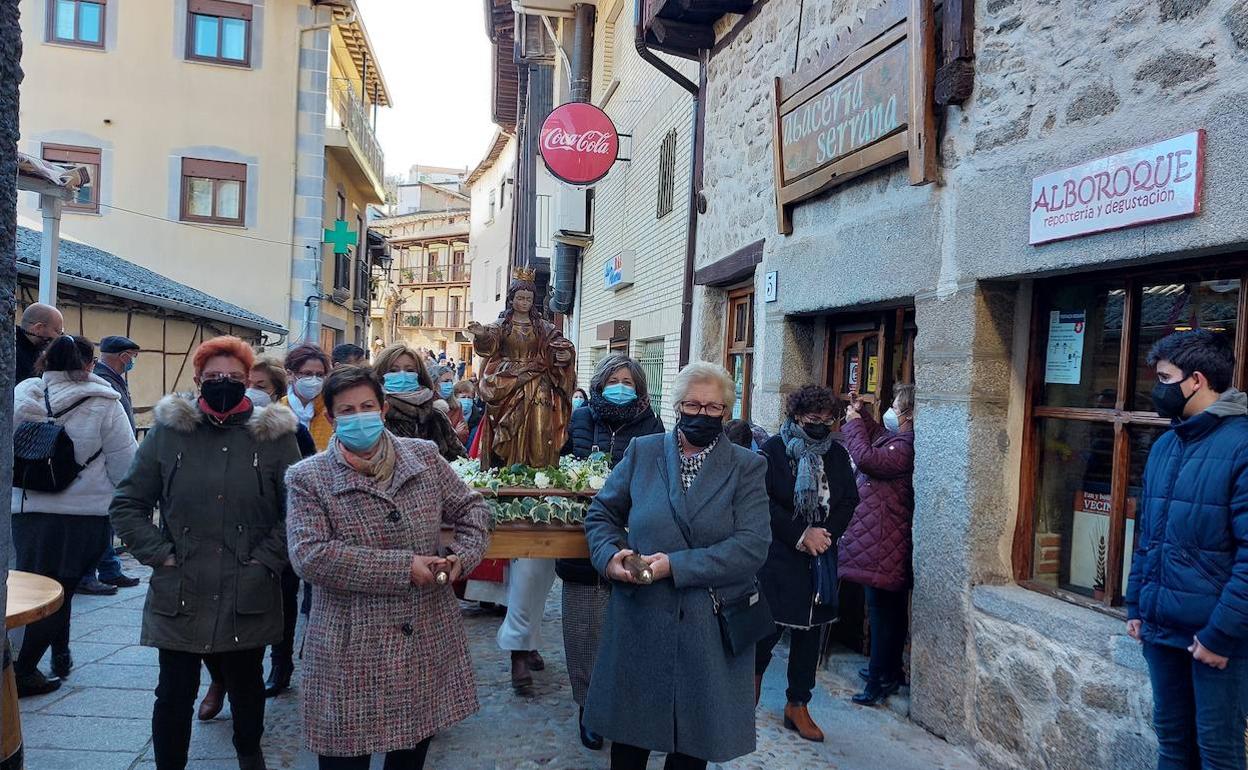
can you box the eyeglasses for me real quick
[798,417,837,427]
[202,372,248,383]
[678,400,727,417]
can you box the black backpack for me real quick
[13,388,103,494]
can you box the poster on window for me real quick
[1045,311,1086,385]
[1069,490,1136,596]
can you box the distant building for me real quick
[16,0,393,350]
[466,130,516,329]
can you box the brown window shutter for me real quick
[42,143,101,166]
[181,157,247,182]
[188,0,253,21]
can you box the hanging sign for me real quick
[771,0,936,234]
[1029,130,1204,245]
[603,251,634,291]
[539,102,620,186]
[1045,311,1086,385]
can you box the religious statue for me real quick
[466,267,576,469]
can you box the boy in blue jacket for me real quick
[1126,329,1248,770]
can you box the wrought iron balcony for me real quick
[326,78,386,202]
[399,310,468,330]
[396,264,471,285]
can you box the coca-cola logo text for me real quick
[539,103,619,185]
[541,128,614,156]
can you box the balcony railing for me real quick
[397,264,471,285]
[400,310,468,330]
[327,78,385,187]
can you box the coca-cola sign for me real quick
[539,102,619,185]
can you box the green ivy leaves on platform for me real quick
[451,454,610,527]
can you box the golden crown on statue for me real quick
[513,265,537,282]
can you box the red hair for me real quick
[193,336,256,375]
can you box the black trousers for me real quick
[318,740,432,770]
[153,647,266,770]
[610,742,707,770]
[14,577,76,676]
[755,624,823,705]
[865,586,909,683]
[272,565,300,667]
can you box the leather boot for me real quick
[510,650,532,690]
[237,751,267,770]
[527,650,546,671]
[198,680,226,721]
[783,702,825,743]
[264,658,293,698]
[754,674,763,707]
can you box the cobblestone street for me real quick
[16,558,978,769]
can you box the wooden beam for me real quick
[936,0,974,105]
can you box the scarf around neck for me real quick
[334,432,397,487]
[387,388,434,411]
[780,418,834,524]
[589,392,649,426]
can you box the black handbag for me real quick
[13,390,102,496]
[811,549,839,613]
[669,503,775,657]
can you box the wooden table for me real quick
[4,571,65,769]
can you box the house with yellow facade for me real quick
[17,0,391,354]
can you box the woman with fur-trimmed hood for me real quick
[111,336,302,770]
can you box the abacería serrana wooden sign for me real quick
[771,0,937,234]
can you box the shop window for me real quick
[180,157,245,226]
[1015,262,1246,612]
[41,143,100,212]
[187,0,252,67]
[725,285,754,421]
[49,0,106,48]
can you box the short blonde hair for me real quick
[893,383,916,415]
[671,361,736,416]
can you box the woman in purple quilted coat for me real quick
[837,384,916,707]
[286,366,490,770]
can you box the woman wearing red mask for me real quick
[111,336,302,770]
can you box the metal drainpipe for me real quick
[633,2,700,366]
[548,3,594,317]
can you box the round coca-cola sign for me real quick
[539,102,619,185]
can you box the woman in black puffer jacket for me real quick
[558,354,664,751]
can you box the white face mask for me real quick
[883,408,901,432]
[245,388,271,408]
[293,376,324,401]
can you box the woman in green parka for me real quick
[110,336,302,770]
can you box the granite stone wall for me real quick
[695,0,1248,766]
[0,0,22,628]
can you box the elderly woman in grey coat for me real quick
[582,362,771,770]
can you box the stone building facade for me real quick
[692,0,1248,767]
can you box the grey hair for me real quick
[589,353,649,402]
[670,361,736,416]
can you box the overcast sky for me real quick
[357,0,496,178]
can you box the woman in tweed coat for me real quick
[286,367,490,769]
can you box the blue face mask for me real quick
[123,357,135,373]
[439,381,455,399]
[572,397,585,410]
[457,397,475,415]
[383,371,423,394]
[602,383,637,405]
[335,411,386,452]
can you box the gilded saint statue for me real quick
[466,268,576,469]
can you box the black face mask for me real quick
[1152,378,1194,419]
[801,423,831,441]
[677,413,724,448]
[201,379,247,414]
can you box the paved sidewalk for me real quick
[14,557,978,769]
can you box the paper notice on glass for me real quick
[1046,311,1086,385]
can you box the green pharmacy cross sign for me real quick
[324,219,357,255]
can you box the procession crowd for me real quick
[7,291,1248,770]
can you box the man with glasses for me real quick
[78,335,144,594]
[15,302,64,383]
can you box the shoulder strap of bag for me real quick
[667,493,731,610]
[46,390,95,420]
